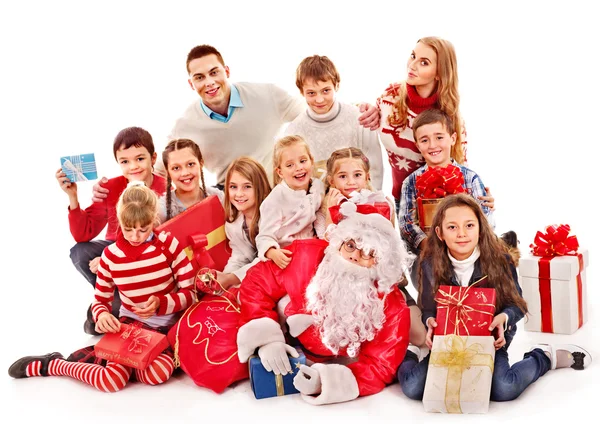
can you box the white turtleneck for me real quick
[284,100,384,190]
[448,246,481,287]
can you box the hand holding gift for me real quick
[96,312,121,334]
[257,342,299,375]
[293,364,322,395]
[488,314,507,350]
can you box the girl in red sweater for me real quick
[8,183,196,392]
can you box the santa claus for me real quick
[237,203,413,405]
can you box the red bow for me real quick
[415,165,466,199]
[530,224,579,257]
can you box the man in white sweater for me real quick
[93,45,380,198]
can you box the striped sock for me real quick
[47,358,133,392]
[134,353,175,385]
[24,360,43,377]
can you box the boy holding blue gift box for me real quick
[55,127,167,335]
[237,203,413,405]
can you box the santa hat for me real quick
[325,202,414,293]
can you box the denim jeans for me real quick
[70,240,121,315]
[398,346,552,402]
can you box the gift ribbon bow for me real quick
[415,165,466,199]
[529,224,579,257]
[120,324,151,354]
[429,335,494,414]
[62,159,88,182]
[529,224,583,332]
[435,279,495,336]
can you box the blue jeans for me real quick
[70,240,121,315]
[398,346,551,402]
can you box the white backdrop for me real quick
[1,1,598,423]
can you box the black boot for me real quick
[83,304,101,336]
[8,352,64,378]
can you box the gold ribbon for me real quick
[429,335,494,413]
[435,278,495,336]
[182,225,227,261]
[275,374,285,396]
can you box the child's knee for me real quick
[490,380,520,402]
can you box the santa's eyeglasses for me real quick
[340,239,375,260]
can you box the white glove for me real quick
[293,364,322,395]
[257,342,299,375]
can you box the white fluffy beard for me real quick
[305,251,386,358]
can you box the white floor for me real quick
[2,1,599,423]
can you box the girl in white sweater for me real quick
[256,135,324,269]
[219,156,272,287]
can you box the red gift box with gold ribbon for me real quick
[415,165,466,232]
[519,224,589,334]
[434,279,496,336]
[156,195,232,271]
[94,323,169,370]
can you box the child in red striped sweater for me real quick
[8,183,197,392]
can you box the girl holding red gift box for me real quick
[376,37,494,215]
[8,183,197,392]
[397,194,591,403]
[255,135,325,270]
[158,138,224,223]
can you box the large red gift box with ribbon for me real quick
[156,195,231,271]
[519,224,589,334]
[434,280,496,336]
[415,165,466,232]
[95,323,169,370]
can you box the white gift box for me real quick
[423,335,495,414]
[519,249,589,335]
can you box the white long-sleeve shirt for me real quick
[256,178,324,260]
[285,100,384,190]
[223,214,260,282]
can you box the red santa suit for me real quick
[237,206,413,405]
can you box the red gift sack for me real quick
[94,323,169,370]
[168,290,248,393]
[156,195,232,271]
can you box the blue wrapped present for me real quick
[249,349,306,399]
[60,153,98,182]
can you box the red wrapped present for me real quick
[94,323,169,370]
[520,224,589,334]
[415,165,466,232]
[156,195,231,271]
[434,279,496,336]
[168,290,248,394]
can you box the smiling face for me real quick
[166,147,202,195]
[228,171,256,217]
[187,54,231,115]
[116,145,156,185]
[328,158,369,198]
[436,205,479,260]
[302,78,337,114]
[406,41,438,93]
[414,121,456,168]
[276,143,313,191]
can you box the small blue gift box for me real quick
[60,153,98,182]
[249,349,306,399]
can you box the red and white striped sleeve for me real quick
[91,250,115,321]
[156,232,196,315]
